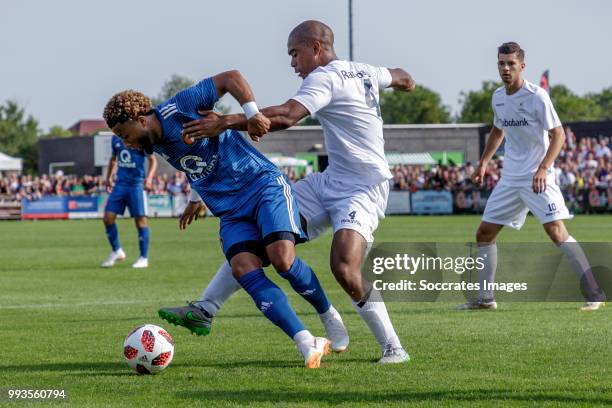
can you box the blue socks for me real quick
[105,223,120,251]
[137,226,150,258]
[280,257,331,314]
[237,269,305,338]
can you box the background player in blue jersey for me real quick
[102,70,347,367]
[102,136,157,268]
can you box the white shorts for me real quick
[482,180,572,230]
[293,172,389,242]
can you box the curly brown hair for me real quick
[103,90,152,128]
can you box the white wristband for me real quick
[242,101,259,119]
[188,189,202,203]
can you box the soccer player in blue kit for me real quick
[102,135,157,268]
[102,70,345,367]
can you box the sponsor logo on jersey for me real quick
[180,154,218,182]
[118,149,137,168]
[502,118,529,127]
[340,70,370,80]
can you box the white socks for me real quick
[293,329,316,357]
[352,289,401,352]
[195,261,241,316]
[477,243,498,300]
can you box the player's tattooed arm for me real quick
[388,68,416,92]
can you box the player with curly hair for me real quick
[103,70,347,368]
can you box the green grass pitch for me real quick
[1,215,611,407]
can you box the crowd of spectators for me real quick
[0,171,192,201]
[1,129,610,212]
[390,129,611,212]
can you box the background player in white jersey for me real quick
[458,42,605,311]
[172,20,416,363]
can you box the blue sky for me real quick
[2,0,611,130]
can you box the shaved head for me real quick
[287,20,338,78]
[288,20,335,51]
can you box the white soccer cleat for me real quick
[101,248,126,268]
[304,337,331,368]
[580,301,604,311]
[456,299,498,310]
[378,343,410,364]
[132,257,149,269]
[319,305,349,353]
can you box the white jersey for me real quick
[292,60,393,186]
[492,80,562,185]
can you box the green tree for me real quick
[152,74,195,106]
[550,85,602,122]
[588,87,612,120]
[42,125,73,138]
[0,100,39,173]
[152,74,230,114]
[457,81,501,123]
[379,86,451,124]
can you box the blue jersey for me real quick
[111,135,147,187]
[152,77,281,216]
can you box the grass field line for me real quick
[0,299,168,310]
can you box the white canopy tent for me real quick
[0,152,22,172]
[269,156,309,167]
[386,152,436,166]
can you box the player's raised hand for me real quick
[532,168,548,194]
[247,112,271,141]
[182,111,224,145]
[471,164,487,186]
[179,200,205,230]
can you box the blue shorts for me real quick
[219,175,307,265]
[105,184,147,217]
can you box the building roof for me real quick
[69,119,109,136]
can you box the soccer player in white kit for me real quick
[167,20,416,363]
[458,42,604,311]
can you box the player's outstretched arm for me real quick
[182,100,308,142]
[473,126,505,185]
[387,68,416,92]
[260,100,310,132]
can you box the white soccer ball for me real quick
[123,324,174,374]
